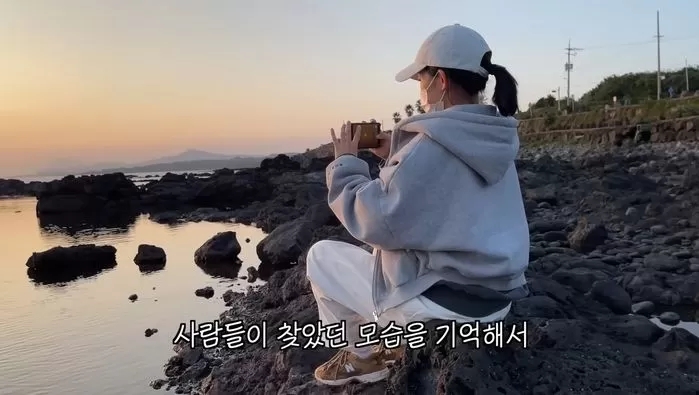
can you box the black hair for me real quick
[423,51,519,117]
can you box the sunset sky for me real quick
[1,0,698,177]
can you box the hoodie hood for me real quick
[392,104,519,185]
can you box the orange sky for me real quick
[1,0,696,177]
[0,1,417,176]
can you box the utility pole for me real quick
[552,87,561,111]
[686,58,690,92]
[564,40,583,107]
[559,87,561,111]
[654,10,662,100]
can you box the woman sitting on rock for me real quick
[306,23,531,386]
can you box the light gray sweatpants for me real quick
[306,240,511,355]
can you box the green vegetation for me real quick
[580,67,699,105]
[520,66,699,120]
[518,96,699,135]
[516,66,699,137]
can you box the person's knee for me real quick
[306,240,334,282]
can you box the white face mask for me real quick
[419,73,446,113]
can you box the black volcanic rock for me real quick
[35,173,140,215]
[134,244,166,272]
[194,231,242,269]
[143,141,699,393]
[0,178,42,197]
[26,244,117,284]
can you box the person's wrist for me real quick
[336,152,356,159]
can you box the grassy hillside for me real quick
[520,66,699,120]
[580,67,699,106]
[519,96,699,135]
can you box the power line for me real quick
[569,35,699,51]
[667,35,699,42]
[583,39,655,50]
[560,12,698,103]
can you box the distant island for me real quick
[17,149,302,178]
[93,156,270,174]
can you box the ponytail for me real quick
[482,57,519,117]
[425,52,520,117]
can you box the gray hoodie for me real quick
[326,104,530,320]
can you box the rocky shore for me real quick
[7,140,699,393]
[145,141,699,394]
[1,152,374,237]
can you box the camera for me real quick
[350,122,381,149]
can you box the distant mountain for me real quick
[22,149,304,179]
[135,149,239,166]
[27,149,246,177]
[91,156,272,174]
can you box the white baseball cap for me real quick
[395,24,491,82]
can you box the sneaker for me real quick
[314,349,389,386]
[377,344,406,366]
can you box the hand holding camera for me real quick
[368,132,391,160]
[330,121,360,159]
[330,121,389,160]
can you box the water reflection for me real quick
[29,266,118,286]
[195,261,242,279]
[138,263,167,274]
[1,197,269,395]
[37,210,138,239]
